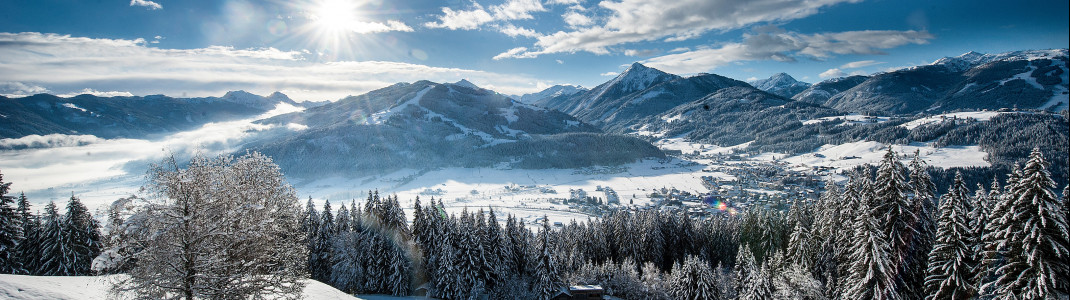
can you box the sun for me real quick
[312,0,360,33]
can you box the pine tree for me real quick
[668,255,720,300]
[36,201,64,276]
[844,188,898,300]
[986,149,1070,299]
[977,177,1005,298]
[872,148,918,300]
[59,194,101,276]
[533,216,561,300]
[14,193,38,274]
[0,171,23,274]
[312,200,335,282]
[787,200,815,269]
[736,244,773,300]
[909,153,938,300]
[303,197,319,279]
[924,172,978,300]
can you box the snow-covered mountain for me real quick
[251,80,663,177]
[518,84,586,104]
[823,49,1068,114]
[536,63,753,132]
[791,75,869,105]
[749,73,811,98]
[0,91,300,139]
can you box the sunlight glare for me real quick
[313,0,359,33]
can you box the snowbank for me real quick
[0,274,358,300]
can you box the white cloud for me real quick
[342,20,414,34]
[57,88,135,98]
[640,28,933,74]
[600,71,619,76]
[624,49,660,57]
[0,32,551,101]
[0,81,49,97]
[425,0,546,30]
[499,0,862,58]
[556,59,564,64]
[493,47,533,60]
[840,59,883,69]
[819,68,847,79]
[497,24,542,38]
[424,5,495,30]
[547,0,581,4]
[563,10,593,28]
[130,0,162,10]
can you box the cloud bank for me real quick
[0,32,550,101]
[640,28,933,74]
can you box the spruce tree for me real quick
[311,200,334,282]
[909,153,938,299]
[668,255,720,300]
[303,197,319,278]
[60,194,101,276]
[15,193,39,274]
[0,172,23,274]
[36,201,64,276]
[844,187,898,300]
[924,172,978,299]
[986,149,1070,299]
[873,148,918,299]
[533,216,561,300]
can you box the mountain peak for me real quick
[453,79,480,89]
[750,73,810,98]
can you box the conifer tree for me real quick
[873,148,918,299]
[36,201,64,276]
[303,197,319,277]
[14,193,38,274]
[909,153,938,299]
[924,172,978,300]
[844,189,897,300]
[311,200,334,282]
[669,255,720,300]
[986,149,1070,299]
[0,172,23,274]
[60,194,101,275]
[533,216,561,300]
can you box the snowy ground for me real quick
[0,274,393,300]
[780,141,990,170]
[900,111,1004,129]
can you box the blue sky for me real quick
[0,0,1066,101]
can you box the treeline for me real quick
[303,148,1068,299]
[0,172,102,276]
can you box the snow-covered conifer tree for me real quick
[533,216,561,300]
[872,148,918,299]
[924,172,978,299]
[60,194,100,276]
[668,255,720,300]
[0,172,23,274]
[985,149,1069,299]
[844,189,897,300]
[14,193,38,274]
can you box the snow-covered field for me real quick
[780,141,990,169]
[0,274,381,300]
[900,111,1003,129]
[802,114,891,126]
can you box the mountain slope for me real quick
[252,80,662,177]
[0,91,297,139]
[518,84,586,104]
[750,73,811,98]
[538,63,754,132]
[791,75,869,105]
[823,49,1068,114]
